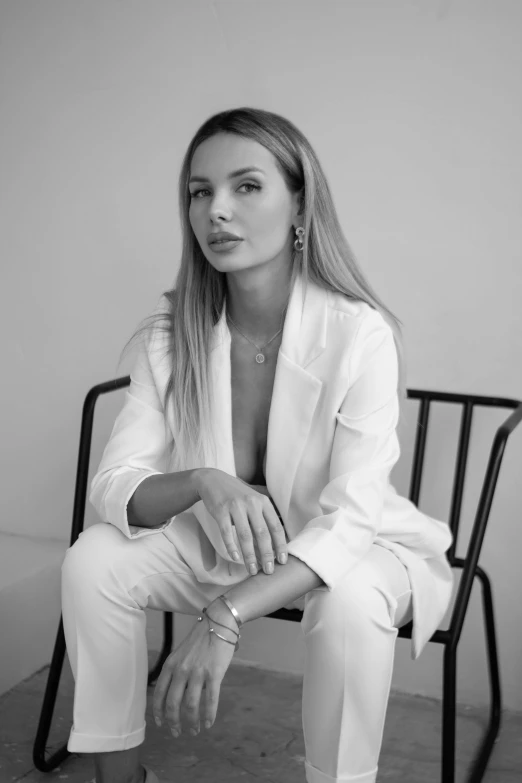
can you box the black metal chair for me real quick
[32,376,522,783]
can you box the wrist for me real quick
[192,467,216,499]
[198,607,240,650]
[207,596,240,633]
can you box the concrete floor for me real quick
[1,651,521,783]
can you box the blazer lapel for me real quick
[265,272,328,522]
[208,270,328,523]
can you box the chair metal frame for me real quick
[32,376,522,782]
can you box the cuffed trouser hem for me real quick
[305,760,378,783]
[67,724,146,753]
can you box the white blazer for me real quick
[90,270,454,660]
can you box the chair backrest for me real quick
[405,389,522,566]
[74,379,522,568]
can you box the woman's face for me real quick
[188,133,300,275]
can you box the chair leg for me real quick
[147,611,174,686]
[442,645,457,783]
[32,618,71,772]
[33,611,174,772]
[466,567,502,782]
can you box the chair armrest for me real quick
[69,376,131,546]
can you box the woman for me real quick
[62,107,454,783]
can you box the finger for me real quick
[230,503,258,575]
[152,659,174,726]
[245,496,275,573]
[164,669,190,737]
[203,675,222,730]
[182,673,205,736]
[215,509,241,562]
[263,499,288,565]
[250,513,274,574]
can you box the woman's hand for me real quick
[152,602,237,738]
[195,469,287,575]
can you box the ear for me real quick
[293,188,305,219]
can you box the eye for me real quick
[239,182,261,194]
[189,182,261,199]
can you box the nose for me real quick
[206,190,234,220]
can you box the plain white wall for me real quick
[1,0,521,711]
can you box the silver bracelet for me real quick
[209,626,239,651]
[202,608,239,638]
[218,594,243,628]
[197,612,240,651]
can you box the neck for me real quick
[225,263,293,342]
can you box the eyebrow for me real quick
[188,166,266,185]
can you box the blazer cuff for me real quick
[100,468,170,539]
[287,528,364,591]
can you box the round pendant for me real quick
[255,353,265,363]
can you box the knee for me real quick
[304,559,395,637]
[61,523,126,592]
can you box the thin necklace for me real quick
[226,307,287,364]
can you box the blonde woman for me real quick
[61,107,453,783]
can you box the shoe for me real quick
[87,766,160,783]
[143,765,160,783]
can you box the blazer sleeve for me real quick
[89,317,172,540]
[286,307,401,589]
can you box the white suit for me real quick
[62,269,453,782]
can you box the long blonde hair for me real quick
[121,107,406,472]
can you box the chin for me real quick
[207,255,264,273]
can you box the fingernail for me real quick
[155,717,161,727]
[232,551,240,561]
[190,728,198,736]
[249,563,258,575]
[265,561,273,574]
[204,720,212,729]
[279,553,287,564]
[171,728,179,738]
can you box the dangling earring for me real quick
[294,226,305,252]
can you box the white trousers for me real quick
[61,521,413,783]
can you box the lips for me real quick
[208,232,242,244]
